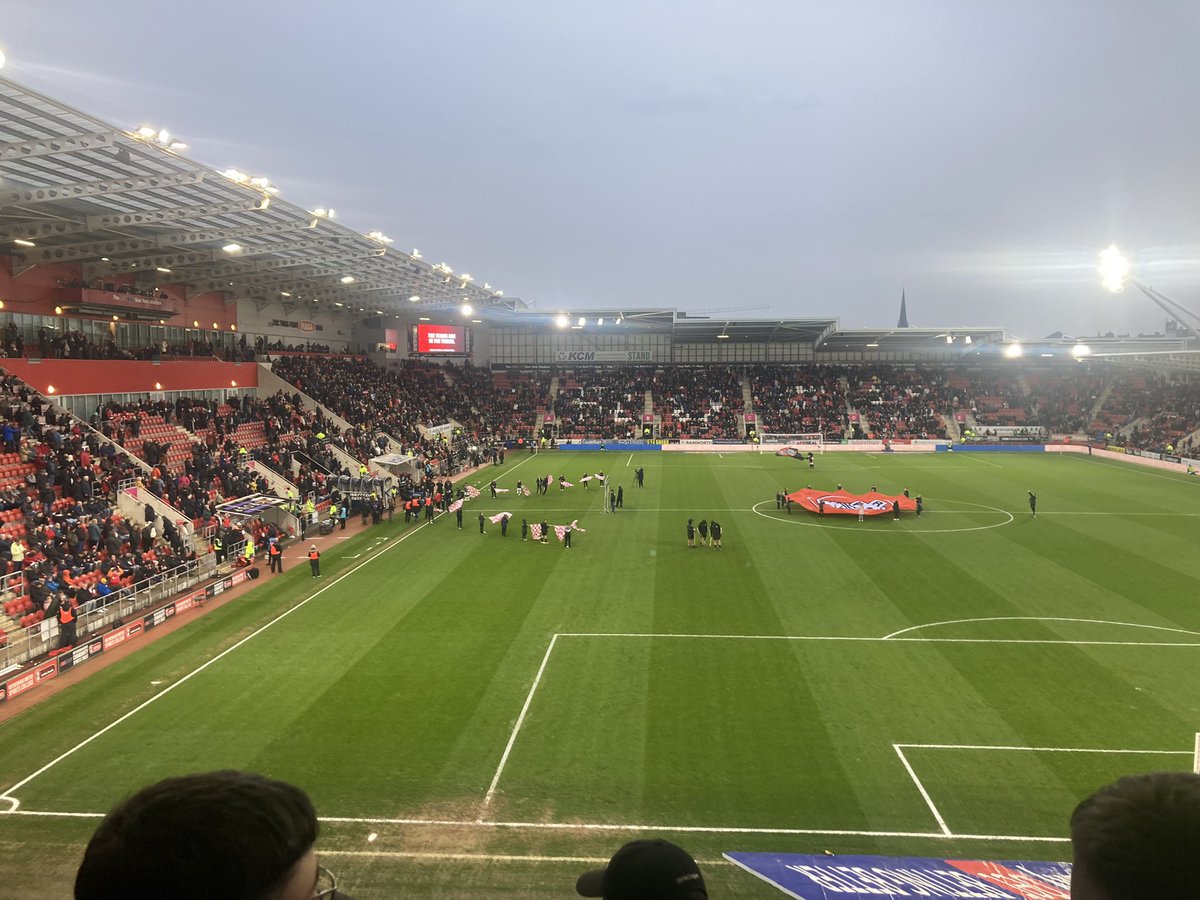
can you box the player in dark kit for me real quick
[697,519,708,546]
[710,520,722,549]
[1029,491,1037,518]
[892,499,900,520]
[686,518,695,548]
[635,466,644,487]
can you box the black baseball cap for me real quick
[576,840,707,899]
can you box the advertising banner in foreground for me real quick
[786,488,918,516]
[725,852,1071,899]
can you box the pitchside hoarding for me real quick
[726,853,1071,899]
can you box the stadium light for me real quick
[409,296,420,302]
[461,303,473,316]
[0,49,7,70]
[340,275,356,284]
[1098,243,1200,336]
[1098,244,1130,293]
[577,316,586,327]
[1004,342,1023,358]
[222,243,243,253]
[13,238,36,248]
[555,314,569,328]
[1071,343,1091,358]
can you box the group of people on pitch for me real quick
[68,768,1200,898]
[685,517,722,549]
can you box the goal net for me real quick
[758,432,825,454]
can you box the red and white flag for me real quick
[465,485,480,499]
[520,487,530,496]
[448,499,464,512]
[560,480,574,488]
[580,475,593,483]
[568,519,587,533]
[495,487,510,493]
[488,512,512,524]
[529,523,543,540]
[554,525,569,541]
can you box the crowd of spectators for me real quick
[1024,370,1104,435]
[652,365,742,439]
[1099,372,1200,454]
[749,365,848,439]
[847,366,949,440]
[0,374,200,633]
[555,367,644,439]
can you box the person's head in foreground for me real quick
[577,839,707,899]
[1070,771,1200,899]
[75,769,349,900]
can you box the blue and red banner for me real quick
[786,488,917,516]
[725,852,1071,899]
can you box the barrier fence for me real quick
[0,542,244,677]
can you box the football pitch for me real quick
[2,450,1199,898]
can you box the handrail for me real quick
[0,549,227,672]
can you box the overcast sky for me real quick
[4,1,1200,338]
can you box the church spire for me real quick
[898,289,909,328]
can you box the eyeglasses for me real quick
[313,864,338,899]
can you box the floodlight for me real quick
[340,275,356,284]
[461,303,473,316]
[555,314,569,328]
[136,125,157,138]
[409,296,420,302]
[1004,343,1023,358]
[222,243,243,253]
[0,49,7,70]
[13,238,35,248]
[1071,343,1091,358]
[1098,244,1129,293]
[577,316,586,327]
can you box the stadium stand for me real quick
[652,366,743,439]
[748,364,848,440]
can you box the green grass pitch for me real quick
[2,450,1199,898]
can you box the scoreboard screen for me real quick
[410,324,471,355]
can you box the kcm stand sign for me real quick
[724,853,1070,899]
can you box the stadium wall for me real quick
[0,358,258,396]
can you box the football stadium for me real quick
[1,13,1200,900]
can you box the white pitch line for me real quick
[882,616,1200,641]
[554,632,1200,647]
[478,634,560,819]
[898,743,1191,755]
[893,744,951,836]
[626,453,633,467]
[0,521,435,810]
[0,807,1068,841]
[961,454,1003,469]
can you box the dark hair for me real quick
[1070,772,1200,899]
[75,770,318,900]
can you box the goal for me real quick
[758,432,825,454]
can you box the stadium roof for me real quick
[493,307,838,343]
[0,76,523,316]
[817,327,1006,352]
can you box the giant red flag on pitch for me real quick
[786,488,917,516]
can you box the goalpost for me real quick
[758,432,825,454]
